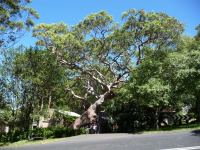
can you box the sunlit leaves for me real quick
[32,10,185,113]
[0,0,39,48]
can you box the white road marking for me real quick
[161,146,200,150]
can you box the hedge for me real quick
[0,127,86,143]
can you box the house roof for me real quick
[53,109,80,117]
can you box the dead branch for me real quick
[66,88,85,100]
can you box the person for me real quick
[89,121,98,134]
[92,122,97,134]
[112,123,118,132]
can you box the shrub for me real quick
[11,129,28,142]
[43,128,54,138]
[0,127,86,143]
[0,132,7,142]
[30,128,44,139]
[0,128,28,142]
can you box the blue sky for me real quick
[20,0,200,46]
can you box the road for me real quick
[2,129,200,150]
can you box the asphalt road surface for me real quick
[2,130,200,150]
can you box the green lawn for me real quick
[138,123,200,134]
[0,137,70,148]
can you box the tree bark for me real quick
[40,96,44,111]
[48,91,52,110]
[72,90,113,129]
[155,108,160,130]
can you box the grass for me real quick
[136,123,200,134]
[0,137,70,148]
[159,123,200,131]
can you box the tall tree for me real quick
[164,37,200,122]
[33,10,183,129]
[0,48,22,130]
[13,47,69,130]
[126,49,173,129]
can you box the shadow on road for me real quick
[191,129,200,137]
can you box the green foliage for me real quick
[195,24,200,41]
[13,47,69,115]
[30,128,44,138]
[32,9,184,114]
[105,35,200,130]
[137,78,171,107]
[121,9,183,63]
[63,115,76,124]
[0,0,39,48]
[0,127,86,142]
[105,98,156,132]
[126,49,172,110]
[0,128,27,142]
[1,8,200,135]
[0,46,71,132]
[165,38,200,121]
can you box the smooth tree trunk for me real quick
[40,96,44,111]
[155,108,160,130]
[48,91,52,110]
[73,90,113,129]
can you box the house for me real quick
[32,109,80,129]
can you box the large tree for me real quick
[12,47,70,130]
[164,37,200,122]
[33,10,183,129]
[0,48,22,130]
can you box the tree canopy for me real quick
[0,0,39,49]
[32,10,184,128]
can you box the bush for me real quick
[0,127,86,143]
[10,129,26,142]
[47,127,85,138]
[52,127,66,138]
[0,129,28,142]
[0,132,7,142]
[30,128,44,139]
[30,127,86,139]
[43,128,54,138]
